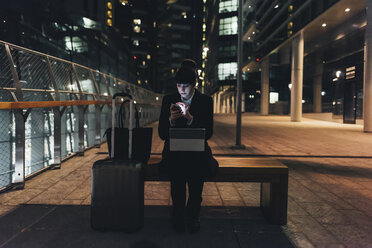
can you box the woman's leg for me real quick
[186,177,204,220]
[170,177,186,232]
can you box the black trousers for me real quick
[170,175,204,220]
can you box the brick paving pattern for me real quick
[1,113,372,247]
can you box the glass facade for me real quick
[218,62,237,80]
[218,39,237,57]
[219,16,238,36]
[219,0,238,14]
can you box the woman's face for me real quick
[177,83,195,100]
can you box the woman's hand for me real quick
[169,104,183,121]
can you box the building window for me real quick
[219,0,238,13]
[218,62,237,80]
[219,16,238,35]
[218,40,237,57]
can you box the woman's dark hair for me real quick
[175,59,198,85]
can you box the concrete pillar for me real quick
[213,93,217,113]
[227,95,231,113]
[232,94,236,113]
[260,57,269,115]
[313,53,323,113]
[217,92,222,113]
[242,93,245,113]
[364,0,372,132]
[290,32,304,122]
[222,96,227,113]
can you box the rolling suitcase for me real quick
[91,92,144,232]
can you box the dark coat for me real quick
[158,89,213,177]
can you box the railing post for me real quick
[52,107,62,168]
[46,56,63,169]
[72,64,85,156]
[5,44,25,189]
[90,70,101,147]
[13,109,26,189]
[95,105,101,147]
[104,75,113,130]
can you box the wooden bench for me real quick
[145,155,288,225]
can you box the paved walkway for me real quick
[1,113,372,247]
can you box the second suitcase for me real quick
[91,159,144,232]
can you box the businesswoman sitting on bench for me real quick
[158,59,214,233]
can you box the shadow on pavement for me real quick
[0,205,294,248]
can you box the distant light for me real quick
[321,91,326,96]
[133,56,137,59]
[133,19,141,25]
[147,54,151,60]
[134,100,137,104]
[336,70,342,77]
[274,4,279,8]
[247,68,250,71]
[332,101,336,105]
[288,84,292,90]
[252,31,255,34]
[345,8,350,12]
[84,124,88,129]
[248,5,251,8]
[302,100,306,103]
[256,58,260,62]
[248,37,251,40]
[322,23,327,27]
[156,97,159,101]
[333,78,338,82]
[3,20,6,23]
[107,2,112,10]
[103,93,108,96]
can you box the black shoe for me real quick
[187,219,200,234]
[172,217,185,233]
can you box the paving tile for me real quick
[298,179,330,193]
[60,199,83,205]
[338,209,372,230]
[0,205,17,218]
[287,198,309,216]
[280,230,314,248]
[316,192,354,210]
[5,189,44,205]
[202,182,219,196]
[324,224,372,248]
[298,202,352,225]
[343,197,372,217]
[144,199,169,206]
[239,190,260,207]
[288,187,323,203]
[233,182,260,191]
[222,199,245,207]
[286,215,340,245]
[201,195,223,206]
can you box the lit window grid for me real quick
[218,62,237,80]
[219,0,238,13]
[219,16,238,36]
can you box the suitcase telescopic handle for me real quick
[110,92,134,159]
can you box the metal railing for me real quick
[0,40,162,190]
